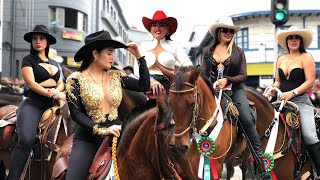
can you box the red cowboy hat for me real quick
[142,11,177,36]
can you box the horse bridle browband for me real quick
[169,82,201,138]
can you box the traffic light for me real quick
[271,0,289,26]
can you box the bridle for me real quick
[169,81,218,139]
[155,114,182,180]
[170,82,200,138]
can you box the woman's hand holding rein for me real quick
[93,124,121,137]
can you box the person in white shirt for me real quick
[123,65,138,79]
[134,10,193,96]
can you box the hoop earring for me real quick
[166,32,169,36]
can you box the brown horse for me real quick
[238,87,313,179]
[0,65,74,179]
[0,93,23,107]
[115,92,195,180]
[0,103,68,180]
[156,65,238,179]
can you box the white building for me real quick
[189,10,320,87]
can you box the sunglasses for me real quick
[151,22,168,28]
[287,35,301,40]
[220,28,235,34]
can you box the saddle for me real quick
[38,104,62,145]
[87,136,112,180]
[52,136,112,180]
[0,108,17,149]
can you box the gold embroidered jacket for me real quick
[65,59,149,130]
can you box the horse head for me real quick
[158,64,218,155]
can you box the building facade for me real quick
[1,0,130,78]
[190,10,320,87]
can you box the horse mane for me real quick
[118,94,174,151]
[174,65,216,95]
[118,108,157,150]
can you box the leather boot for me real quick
[307,141,320,176]
[256,160,272,180]
[244,124,271,180]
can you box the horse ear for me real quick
[156,62,175,82]
[187,65,201,85]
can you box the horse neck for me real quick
[117,109,158,157]
[197,78,217,120]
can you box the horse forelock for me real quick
[173,66,196,90]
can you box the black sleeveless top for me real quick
[22,54,60,83]
[278,68,305,92]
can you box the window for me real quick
[113,11,117,21]
[318,26,320,48]
[65,8,77,29]
[235,28,249,50]
[111,7,114,18]
[118,22,122,37]
[103,0,109,11]
[49,7,87,32]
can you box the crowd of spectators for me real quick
[0,77,29,96]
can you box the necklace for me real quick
[88,70,104,88]
[288,53,301,61]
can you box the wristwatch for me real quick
[292,90,299,96]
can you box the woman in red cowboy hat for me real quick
[134,10,193,98]
[7,24,65,180]
[271,26,320,176]
[64,30,149,179]
[201,17,271,179]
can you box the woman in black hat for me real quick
[7,25,65,179]
[65,30,150,179]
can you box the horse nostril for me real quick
[169,144,177,153]
[177,145,189,154]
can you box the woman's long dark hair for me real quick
[78,49,103,71]
[285,36,307,53]
[165,34,172,41]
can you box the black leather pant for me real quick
[231,88,264,163]
[66,118,121,180]
[7,96,53,180]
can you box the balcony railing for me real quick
[101,10,118,36]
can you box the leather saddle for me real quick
[52,136,112,180]
[0,109,17,149]
[38,105,62,145]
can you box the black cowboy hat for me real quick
[74,30,127,62]
[24,25,57,45]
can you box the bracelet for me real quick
[137,56,145,61]
[92,125,99,135]
[92,124,109,136]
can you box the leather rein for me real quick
[155,114,182,180]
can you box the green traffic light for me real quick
[275,9,287,21]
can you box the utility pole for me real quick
[0,0,3,80]
[273,26,278,78]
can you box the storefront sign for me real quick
[67,57,81,68]
[62,31,83,41]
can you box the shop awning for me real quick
[247,63,274,76]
